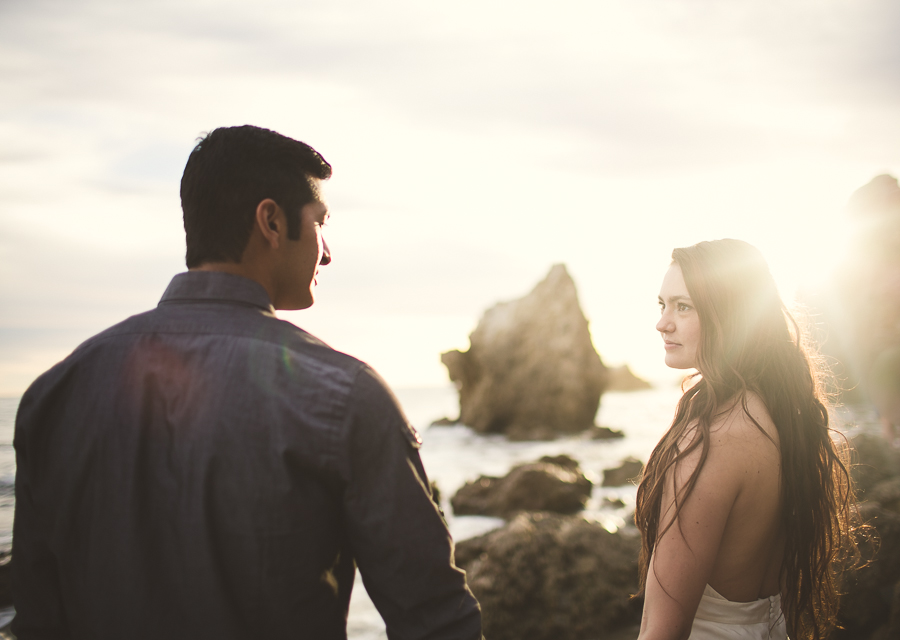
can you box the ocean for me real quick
[0,386,878,638]
[0,398,15,554]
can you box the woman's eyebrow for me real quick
[659,294,693,304]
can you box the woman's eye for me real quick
[678,303,691,312]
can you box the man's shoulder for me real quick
[25,309,158,381]
[24,304,370,406]
[80,302,357,363]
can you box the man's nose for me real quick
[320,238,331,266]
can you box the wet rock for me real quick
[539,454,581,470]
[603,457,644,487]
[429,416,459,427]
[835,504,900,639]
[454,512,643,640]
[606,365,652,392]
[869,476,900,513]
[588,425,625,440]
[851,433,900,498]
[867,578,900,640]
[441,264,609,440]
[451,455,592,518]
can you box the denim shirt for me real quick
[12,271,481,640]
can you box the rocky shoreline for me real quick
[456,512,643,640]
[448,432,900,640]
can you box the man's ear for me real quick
[255,199,282,249]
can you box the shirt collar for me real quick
[159,271,276,313]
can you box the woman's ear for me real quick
[255,199,282,249]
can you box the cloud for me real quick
[1,0,899,391]
[4,0,899,177]
[142,1,900,171]
[0,220,182,328]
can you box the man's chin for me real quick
[275,294,314,311]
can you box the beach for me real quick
[0,385,879,638]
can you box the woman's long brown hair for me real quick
[634,239,860,640]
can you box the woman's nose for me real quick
[656,312,672,333]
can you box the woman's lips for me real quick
[664,341,681,350]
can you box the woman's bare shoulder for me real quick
[711,391,780,461]
[671,392,778,484]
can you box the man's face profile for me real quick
[273,183,331,311]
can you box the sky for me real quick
[2,0,900,394]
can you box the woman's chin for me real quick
[665,356,696,370]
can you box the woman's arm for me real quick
[637,419,747,640]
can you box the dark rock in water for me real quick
[441,264,609,440]
[603,497,626,508]
[538,453,581,470]
[834,504,900,640]
[454,512,643,640]
[603,457,644,487]
[430,416,459,427]
[588,425,625,440]
[451,455,592,518]
[606,365,653,392]
[851,433,900,498]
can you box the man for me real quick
[12,125,482,639]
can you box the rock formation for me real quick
[831,433,900,639]
[851,433,900,499]
[441,264,609,440]
[835,504,900,640]
[606,364,652,392]
[450,455,592,518]
[603,457,644,487]
[801,174,900,403]
[454,512,643,640]
[446,433,900,640]
[588,425,625,440]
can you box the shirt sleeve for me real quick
[341,365,483,640]
[11,389,71,639]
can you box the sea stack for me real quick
[441,264,609,440]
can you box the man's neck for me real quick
[192,262,276,305]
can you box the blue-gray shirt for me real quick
[12,271,481,640]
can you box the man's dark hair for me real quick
[180,125,332,268]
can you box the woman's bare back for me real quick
[638,392,786,639]
[704,392,784,602]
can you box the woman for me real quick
[635,239,859,640]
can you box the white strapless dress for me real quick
[689,584,787,639]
